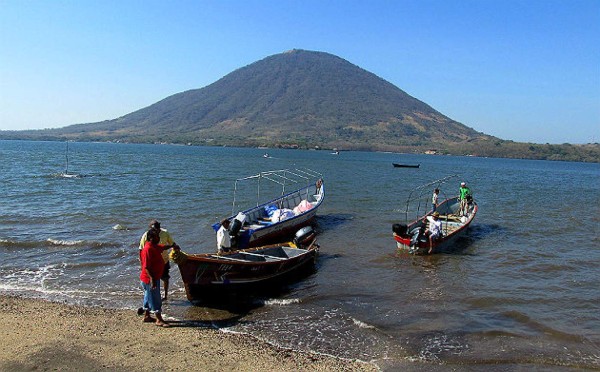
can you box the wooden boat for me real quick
[171,227,319,302]
[213,168,324,249]
[392,175,477,255]
[392,163,420,168]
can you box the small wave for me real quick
[417,333,469,362]
[263,298,302,306]
[351,317,376,329]
[46,238,84,246]
[0,283,133,301]
[45,172,106,179]
[112,224,129,231]
[1,238,118,249]
[45,172,81,179]
[2,263,66,291]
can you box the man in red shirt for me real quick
[139,228,177,327]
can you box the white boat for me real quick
[213,168,324,249]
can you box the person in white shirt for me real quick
[216,219,231,254]
[425,211,442,254]
[432,188,440,212]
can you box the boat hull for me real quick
[392,163,420,168]
[393,197,477,255]
[243,208,318,247]
[174,241,318,302]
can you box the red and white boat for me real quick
[392,176,478,255]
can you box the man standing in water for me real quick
[139,220,176,301]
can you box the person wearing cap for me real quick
[216,218,232,254]
[139,220,176,301]
[139,228,177,327]
[459,182,472,217]
[425,211,442,254]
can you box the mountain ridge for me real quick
[1,49,598,162]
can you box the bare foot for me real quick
[155,321,170,328]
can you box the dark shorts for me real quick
[161,261,170,281]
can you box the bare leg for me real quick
[162,279,169,301]
[143,310,155,323]
[155,312,169,327]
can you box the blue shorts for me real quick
[141,280,162,314]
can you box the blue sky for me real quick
[1,0,598,144]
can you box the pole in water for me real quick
[65,141,69,175]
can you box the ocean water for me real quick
[1,140,599,370]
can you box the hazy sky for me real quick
[1,0,599,144]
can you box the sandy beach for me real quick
[0,295,377,371]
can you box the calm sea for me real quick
[1,140,599,370]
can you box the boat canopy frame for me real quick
[231,168,323,216]
[401,174,460,225]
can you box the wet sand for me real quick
[0,295,377,371]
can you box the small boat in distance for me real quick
[392,163,420,168]
[392,175,477,255]
[59,141,79,178]
[171,227,319,302]
[213,168,324,249]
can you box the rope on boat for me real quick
[170,249,188,265]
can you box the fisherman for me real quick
[458,182,472,217]
[216,219,232,254]
[432,188,440,212]
[139,220,176,301]
[425,211,442,254]
[139,228,178,327]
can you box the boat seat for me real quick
[241,252,287,261]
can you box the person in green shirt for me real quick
[459,182,472,216]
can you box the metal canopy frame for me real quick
[402,174,459,224]
[232,168,322,216]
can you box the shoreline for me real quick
[0,295,377,371]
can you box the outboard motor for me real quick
[228,212,246,248]
[409,225,427,248]
[228,212,246,236]
[293,226,315,248]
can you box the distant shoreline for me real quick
[1,138,599,163]
[0,294,377,371]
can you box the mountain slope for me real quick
[3,49,598,162]
[34,49,490,148]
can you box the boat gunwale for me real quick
[181,240,318,265]
[238,181,324,227]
